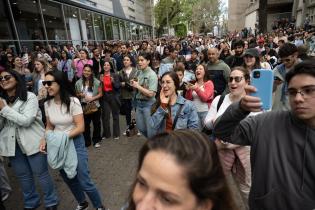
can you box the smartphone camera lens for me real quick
[253,71,260,78]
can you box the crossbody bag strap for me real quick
[172,104,184,130]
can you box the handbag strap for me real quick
[172,104,184,130]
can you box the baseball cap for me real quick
[243,48,259,57]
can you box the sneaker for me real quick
[94,143,101,148]
[113,136,119,140]
[76,201,88,210]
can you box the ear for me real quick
[197,199,213,210]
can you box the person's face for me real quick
[79,50,87,59]
[14,57,23,68]
[93,49,100,57]
[121,45,127,54]
[191,52,197,60]
[133,150,211,210]
[160,75,176,97]
[176,71,184,83]
[83,67,92,78]
[268,36,274,43]
[228,70,247,96]
[195,65,205,81]
[0,72,17,92]
[207,49,219,63]
[288,74,315,125]
[244,55,256,68]
[61,51,67,58]
[281,54,297,69]
[234,46,244,56]
[152,58,160,67]
[171,51,178,59]
[44,74,60,97]
[104,62,111,72]
[7,54,13,62]
[142,43,148,50]
[164,48,170,55]
[123,57,131,68]
[35,61,44,72]
[138,56,150,70]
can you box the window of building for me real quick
[63,5,81,46]
[94,13,105,41]
[119,20,126,40]
[0,1,14,40]
[112,18,120,40]
[129,15,136,20]
[104,16,113,40]
[126,22,131,40]
[41,0,66,41]
[10,0,45,41]
[80,9,95,42]
[128,7,135,12]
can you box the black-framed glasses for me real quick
[0,75,12,81]
[229,76,243,83]
[286,86,315,99]
[42,80,55,87]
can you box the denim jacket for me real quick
[0,92,45,157]
[150,95,200,136]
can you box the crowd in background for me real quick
[0,21,315,210]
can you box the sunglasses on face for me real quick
[229,76,243,83]
[0,75,12,81]
[42,80,55,86]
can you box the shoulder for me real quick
[70,97,81,105]
[27,91,37,99]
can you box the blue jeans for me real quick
[136,99,155,138]
[59,134,103,208]
[9,144,58,208]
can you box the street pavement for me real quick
[3,117,245,210]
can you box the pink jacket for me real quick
[185,80,214,108]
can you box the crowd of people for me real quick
[0,23,315,210]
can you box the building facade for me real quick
[228,0,248,32]
[293,0,315,27]
[0,0,153,53]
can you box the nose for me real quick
[136,192,156,210]
[293,92,304,102]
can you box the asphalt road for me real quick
[3,116,245,210]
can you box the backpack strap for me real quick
[217,94,226,112]
[172,104,184,130]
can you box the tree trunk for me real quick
[258,0,268,33]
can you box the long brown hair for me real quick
[126,130,238,210]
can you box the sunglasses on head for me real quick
[42,80,55,86]
[229,76,243,83]
[0,75,12,81]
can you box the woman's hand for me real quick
[84,95,93,103]
[130,79,140,89]
[160,91,170,104]
[0,99,6,110]
[39,138,47,154]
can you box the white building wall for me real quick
[70,0,113,13]
[245,11,258,30]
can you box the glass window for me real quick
[41,0,66,41]
[0,1,14,40]
[10,0,45,41]
[80,9,95,41]
[120,20,126,40]
[112,18,120,40]
[126,22,131,40]
[139,25,143,40]
[104,16,113,40]
[64,5,81,46]
[130,22,137,40]
[94,13,105,41]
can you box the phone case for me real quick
[250,69,274,110]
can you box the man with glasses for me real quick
[214,60,315,210]
[273,43,300,111]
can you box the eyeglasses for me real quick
[286,86,315,99]
[42,80,55,86]
[0,75,12,81]
[229,76,243,83]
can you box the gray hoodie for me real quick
[213,102,315,210]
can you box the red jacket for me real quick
[185,80,214,108]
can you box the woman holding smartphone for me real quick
[131,52,158,138]
[185,64,214,128]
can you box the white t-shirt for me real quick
[192,85,209,113]
[45,97,83,134]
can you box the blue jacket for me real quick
[46,131,78,179]
[150,95,199,135]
